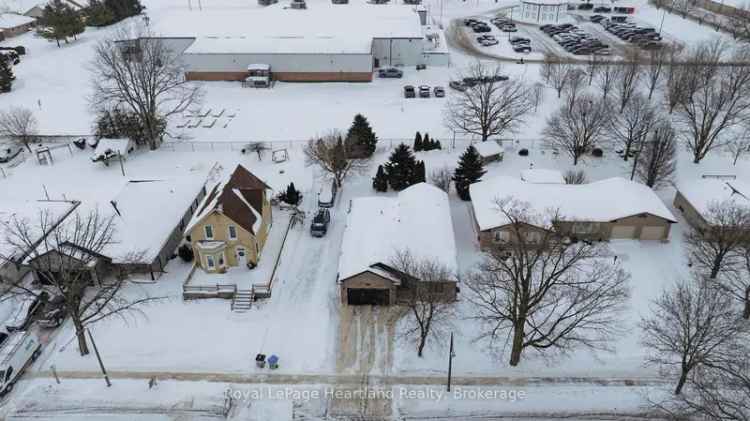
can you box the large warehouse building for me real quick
[145,0,449,82]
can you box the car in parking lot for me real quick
[593,6,612,12]
[418,85,431,98]
[590,14,606,22]
[513,45,532,53]
[472,24,492,33]
[499,24,517,32]
[378,67,403,78]
[578,3,593,10]
[449,80,467,91]
[404,85,416,98]
[433,86,445,97]
[478,35,499,46]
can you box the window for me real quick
[526,231,542,243]
[206,255,215,268]
[493,230,510,243]
[228,225,237,240]
[204,225,214,240]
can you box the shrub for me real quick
[519,148,529,156]
[564,169,588,184]
[592,147,604,157]
[178,244,194,262]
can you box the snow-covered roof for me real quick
[470,176,677,231]
[93,138,132,159]
[520,169,565,184]
[0,12,34,28]
[102,177,207,264]
[473,141,504,159]
[247,64,270,71]
[338,183,457,282]
[677,178,750,217]
[0,200,79,262]
[521,0,566,5]
[152,2,423,54]
[0,0,44,15]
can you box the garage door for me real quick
[347,288,390,306]
[640,226,665,240]
[611,225,636,239]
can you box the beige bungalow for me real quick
[186,165,272,273]
[469,176,677,250]
[674,178,750,232]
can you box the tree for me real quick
[304,130,366,188]
[1,209,162,356]
[104,0,143,21]
[446,62,533,141]
[543,94,611,165]
[39,0,84,47]
[372,164,388,192]
[177,244,193,262]
[95,107,165,148]
[640,276,748,395]
[726,128,750,165]
[390,250,456,357]
[532,82,544,112]
[410,160,426,185]
[615,49,642,113]
[673,357,750,421]
[91,29,203,150]
[608,93,657,162]
[540,54,573,98]
[684,200,750,279]
[0,107,38,152]
[86,0,115,27]
[0,58,13,93]
[429,166,452,193]
[664,49,687,114]
[644,49,666,100]
[344,114,378,158]
[595,62,619,101]
[673,41,750,163]
[452,145,485,201]
[562,68,586,109]
[585,54,602,86]
[279,182,302,206]
[636,122,677,189]
[723,245,750,319]
[414,131,423,152]
[466,199,630,366]
[384,143,418,191]
[563,169,587,184]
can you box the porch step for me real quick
[231,290,254,312]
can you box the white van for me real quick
[0,331,41,396]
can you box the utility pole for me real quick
[447,332,455,392]
[87,329,111,387]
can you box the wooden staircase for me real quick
[231,289,254,312]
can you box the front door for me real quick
[236,247,247,267]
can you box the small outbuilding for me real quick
[674,178,750,232]
[91,138,135,164]
[473,140,504,163]
[0,13,35,40]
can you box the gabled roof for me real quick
[186,165,270,236]
[677,178,750,218]
[0,13,34,29]
[470,176,677,231]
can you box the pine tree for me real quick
[39,0,83,47]
[0,59,14,93]
[87,0,115,26]
[282,182,302,206]
[453,145,486,201]
[384,143,417,191]
[414,131,423,152]
[423,133,431,150]
[410,160,426,185]
[372,164,389,192]
[345,114,378,158]
[434,140,442,150]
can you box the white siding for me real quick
[372,38,425,67]
[183,52,373,73]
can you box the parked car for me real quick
[510,36,530,43]
[404,85,416,98]
[449,80,467,91]
[418,85,431,98]
[514,45,532,53]
[611,15,628,23]
[593,6,612,13]
[318,179,338,207]
[590,14,605,22]
[310,208,331,238]
[433,86,445,97]
[500,25,517,32]
[479,38,499,46]
[578,3,593,9]
[0,331,42,396]
[473,24,492,33]
[378,67,403,78]
[37,295,66,329]
[6,292,46,332]
[0,144,22,163]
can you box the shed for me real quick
[91,138,135,163]
[473,141,504,163]
[674,178,750,232]
[0,13,35,39]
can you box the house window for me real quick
[204,225,214,240]
[219,254,225,267]
[493,230,510,243]
[206,255,215,268]
[228,225,237,240]
[526,231,542,243]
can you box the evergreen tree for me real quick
[281,182,302,206]
[414,131,423,152]
[372,164,388,192]
[384,143,417,191]
[105,0,144,21]
[345,114,378,158]
[410,160,426,185]
[0,59,13,93]
[178,244,194,262]
[434,140,442,150]
[87,0,115,26]
[65,5,85,40]
[95,108,165,147]
[423,133,431,150]
[453,145,486,201]
[39,0,84,47]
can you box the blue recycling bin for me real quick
[268,355,279,369]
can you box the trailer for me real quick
[0,331,41,396]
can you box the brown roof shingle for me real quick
[195,165,269,235]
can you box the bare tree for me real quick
[304,130,367,188]
[684,200,750,279]
[1,209,162,356]
[562,68,587,109]
[615,49,643,113]
[0,107,38,152]
[90,28,203,150]
[720,245,750,319]
[390,250,456,357]
[663,49,687,114]
[563,169,587,184]
[635,121,677,189]
[640,276,748,395]
[608,93,657,162]
[673,358,750,421]
[429,166,452,193]
[644,49,667,100]
[585,54,602,86]
[445,62,533,141]
[726,128,750,166]
[540,54,573,98]
[595,62,619,101]
[532,82,544,113]
[543,94,611,165]
[673,41,750,163]
[465,199,630,366]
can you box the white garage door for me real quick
[611,225,636,239]
[640,226,665,240]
